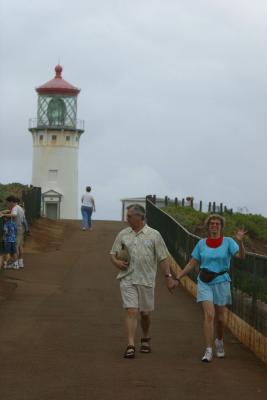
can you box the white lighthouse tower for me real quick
[29,65,84,219]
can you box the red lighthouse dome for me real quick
[36,65,80,96]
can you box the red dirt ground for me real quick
[0,219,266,400]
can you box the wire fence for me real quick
[146,197,267,336]
[149,194,234,214]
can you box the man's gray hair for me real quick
[127,204,146,220]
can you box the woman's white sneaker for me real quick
[201,348,213,362]
[215,339,225,358]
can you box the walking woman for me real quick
[81,186,96,231]
[176,214,246,362]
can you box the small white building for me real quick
[121,197,166,221]
[29,65,84,219]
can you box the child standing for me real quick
[3,217,18,269]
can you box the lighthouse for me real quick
[29,65,84,219]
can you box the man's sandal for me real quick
[140,337,151,353]
[124,345,135,359]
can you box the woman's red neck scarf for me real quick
[206,236,223,248]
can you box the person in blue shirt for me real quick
[2,217,18,269]
[176,214,246,363]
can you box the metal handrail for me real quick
[28,118,85,131]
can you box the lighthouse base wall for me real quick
[32,141,79,220]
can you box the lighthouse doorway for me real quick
[42,190,62,219]
[46,203,58,220]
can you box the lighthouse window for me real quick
[47,98,66,126]
[66,136,70,142]
[52,135,57,142]
[39,135,43,143]
[48,169,58,181]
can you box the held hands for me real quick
[166,277,179,294]
[235,227,248,242]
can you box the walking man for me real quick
[110,204,177,359]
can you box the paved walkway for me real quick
[0,220,266,400]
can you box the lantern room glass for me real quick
[37,94,77,129]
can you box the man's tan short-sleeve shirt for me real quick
[110,225,169,287]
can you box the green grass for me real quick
[162,204,267,251]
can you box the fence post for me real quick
[212,202,216,213]
[174,197,178,207]
[208,202,211,212]
[251,257,258,328]
[190,198,194,208]
[199,201,202,212]
[220,203,223,214]
[152,195,156,204]
[38,187,41,218]
[182,198,185,207]
[164,196,168,207]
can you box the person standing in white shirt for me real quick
[0,195,25,268]
[81,186,96,231]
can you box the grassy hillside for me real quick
[162,205,267,255]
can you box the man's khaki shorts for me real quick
[120,277,154,312]
[16,225,24,248]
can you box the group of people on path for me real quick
[1,187,246,363]
[110,203,246,363]
[0,195,27,269]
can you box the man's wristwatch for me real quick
[165,273,172,278]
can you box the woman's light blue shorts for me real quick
[197,280,232,306]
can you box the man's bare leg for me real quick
[125,308,138,346]
[140,311,152,352]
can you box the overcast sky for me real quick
[0,0,267,220]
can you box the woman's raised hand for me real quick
[235,227,248,242]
